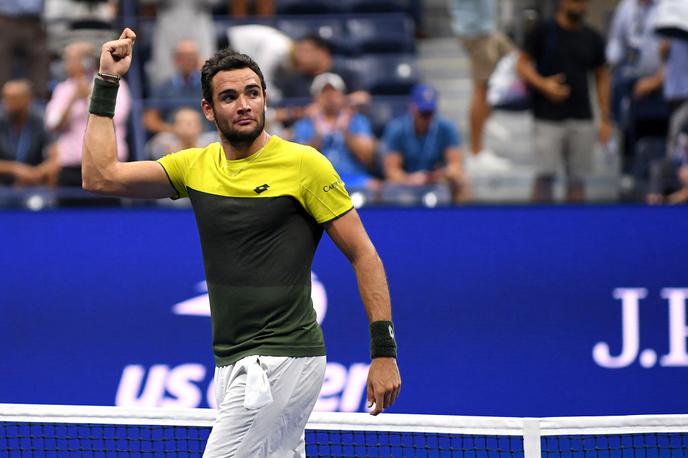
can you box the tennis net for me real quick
[1,404,687,457]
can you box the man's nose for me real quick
[237,95,252,112]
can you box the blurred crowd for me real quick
[1,0,687,206]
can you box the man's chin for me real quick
[220,127,263,145]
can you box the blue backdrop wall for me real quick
[1,206,687,417]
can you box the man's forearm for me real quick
[596,67,612,121]
[385,167,408,183]
[351,250,392,323]
[344,133,375,166]
[0,161,18,176]
[516,53,546,93]
[82,114,120,192]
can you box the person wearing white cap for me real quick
[292,72,378,190]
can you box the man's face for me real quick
[316,85,346,115]
[173,108,202,145]
[202,68,266,145]
[63,42,93,78]
[294,40,325,74]
[174,41,200,77]
[2,81,32,118]
[411,105,434,132]
[560,0,588,23]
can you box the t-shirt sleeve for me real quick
[591,29,607,69]
[299,147,353,224]
[522,21,543,60]
[292,119,315,144]
[157,148,197,199]
[444,120,461,147]
[381,119,405,156]
[348,114,373,137]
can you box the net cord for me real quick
[2,402,688,457]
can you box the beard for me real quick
[566,11,585,24]
[214,109,265,147]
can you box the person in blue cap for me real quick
[381,83,468,203]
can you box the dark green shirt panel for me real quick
[209,283,325,366]
[188,187,323,287]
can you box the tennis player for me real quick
[82,29,401,457]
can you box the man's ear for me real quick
[201,99,215,122]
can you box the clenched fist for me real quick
[99,28,137,78]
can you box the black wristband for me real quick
[89,76,119,118]
[370,320,397,358]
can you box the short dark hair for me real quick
[201,48,266,106]
[299,33,332,54]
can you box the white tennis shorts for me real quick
[203,355,327,458]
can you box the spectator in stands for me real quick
[292,73,377,190]
[0,79,51,186]
[226,25,293,102]
[382,83,468,203]
[140,0,221,88]
[647,121,688,205]
[0,0,49,99]
[663,38,688,165]
[516,0,611,202]
[606,0,666,170]
[44,41,130,187]
[146,107,217,160]
[646,38,688,204]
[606,0,664,125]
[449,0,512,173]
[275,34,369,130]
[143,39,203,135]
[277,34,361,100]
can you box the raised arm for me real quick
[82,28,176,199]
[325,209,401,415]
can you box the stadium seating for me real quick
[275,0,339,15]
[345,15,416,54]
[347,54,420,95]
[276,0,407,15]
[367,95,410,138]
[275,16,351,55]
[338,0,407,14]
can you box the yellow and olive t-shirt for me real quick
[158,135,353,366]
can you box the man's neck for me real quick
[222,130,270,160]
[321,109,339,121]
[179,71,195,83]
[9,110,29,127]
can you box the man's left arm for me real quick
[343,112,376,167]
[594,65,613,144]
[325,209,401,415]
